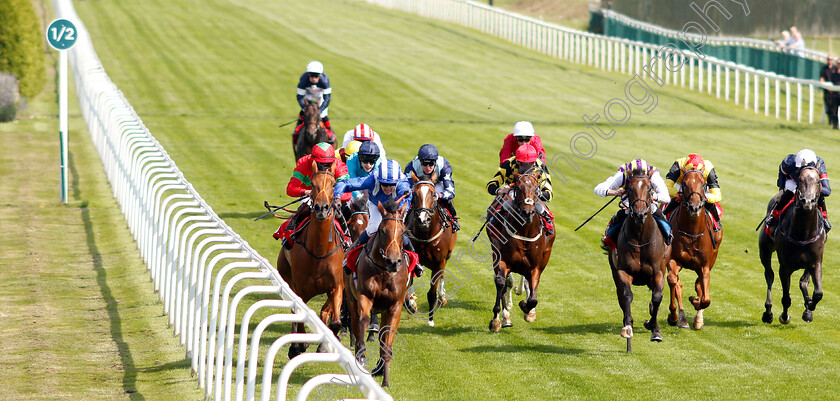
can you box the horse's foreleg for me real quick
[666,259,685,327]
[519,269,540,322]
[614,270,634,338]
[489,263,509,332]
[759,232,775,324]
[779,268,793,324]
[644,269,665,342]
[374,306,403,387]
[354,295,373,368]
[690,269,711,310]
[427,267,444,326]
[803,264,823,322]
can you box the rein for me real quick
[778,165,824,246]
[291,170,344,258]
[363,217,405,273]
[408,180,447,243]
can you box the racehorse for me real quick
[276,165,345,358]
[344,200,411,387]
[405,171,457,327]
[346,193,369,242]
[608,169,668,342]
[487,169,555,332]
[666,169,723,329]
[759,165,827,324]
[293,99,335,160]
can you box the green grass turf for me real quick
[0,2,207,399]
[60,0,840,399]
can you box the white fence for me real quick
[363,0,840,125]
[597,7,829,62]
[53,0,392,400]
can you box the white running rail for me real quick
[363,0,840,125]
[53,0,392,400]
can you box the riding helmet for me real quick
[358,140,380,156]
[515,144,538,163]
[513,121,535,137]
[376,159,405,184]
[417,144,438,161]
[306,61,324,75]
[311,142,335,163]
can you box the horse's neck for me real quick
[677,203,705,233]
[368,232,391,269]
[623,213,657,242]
[786,205,821,239]
[306,211,335,253]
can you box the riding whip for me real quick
[575,195,618,231]
[253,198,305,221]
[277,118,299,128]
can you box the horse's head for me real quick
[410,171,438,231]
[796,165,821,211]
[627,169,653,225]
[511,169,540,222]
[309,160,336,221]
[347,194,369,241]
[302,100,324,142]
[680,169,707,218]
[376,199,408,273]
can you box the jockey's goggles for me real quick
[359,156,378,164]
[380,182,396,188]
[515,136,531,142]
[308,72,321,78]
[420,159,436,167]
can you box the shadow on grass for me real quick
[533,322,616,336]
[73,152,145,400]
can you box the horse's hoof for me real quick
[761,311,773,324]
[643,319,655,331]
[404,299,418,314]
[779,313,791,325]
[667,311,678,326]
[427,319,435,327]
[621,325,633,339]
[501,312,512,327]
[650,331,663,342]
[439,297,448,307]
[489,318,501,333]
[678,310,690,328]
[694,311,704,330]
[524,311,536,323]
[288,345,302,360]
[316,343,328,353]
[689,296,700,308]
[802,309,814,323]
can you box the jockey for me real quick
[498,121,547,165]
[594,159,672,251]
[278,143,350,248]
[342,123,387,160]
[404,144,460,232]
[486,144,555,235]
[765,149,831,232]
[334,160,419,271]
[662,153,723,231]
[339,140,362,163]
[294,61,332,142]
[346,141,382,200]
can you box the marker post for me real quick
[46,18,77,204]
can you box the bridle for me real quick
[407,180,446,243]
[680,169,708,207]
[364,216,405,273]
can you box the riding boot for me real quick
[403,236,423,277]
[706,202,722,231]
[663,197,679,219]
[653,208,673,246]
[440,198,460,232]
[819,196,832,233]
[601,210,626,251]
[766,190,794,227]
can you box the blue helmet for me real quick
[376,159,405,184]
[418,144,438,161]
[358,140,380,156]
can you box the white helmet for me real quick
[513,121,535,137]
[795,149,817,167]
[306,61,324,75]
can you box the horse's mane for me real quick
[382,198,399,214]
[352,194,368,211]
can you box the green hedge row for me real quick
[0,0,46,100]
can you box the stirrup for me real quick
[825,219,832,233]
